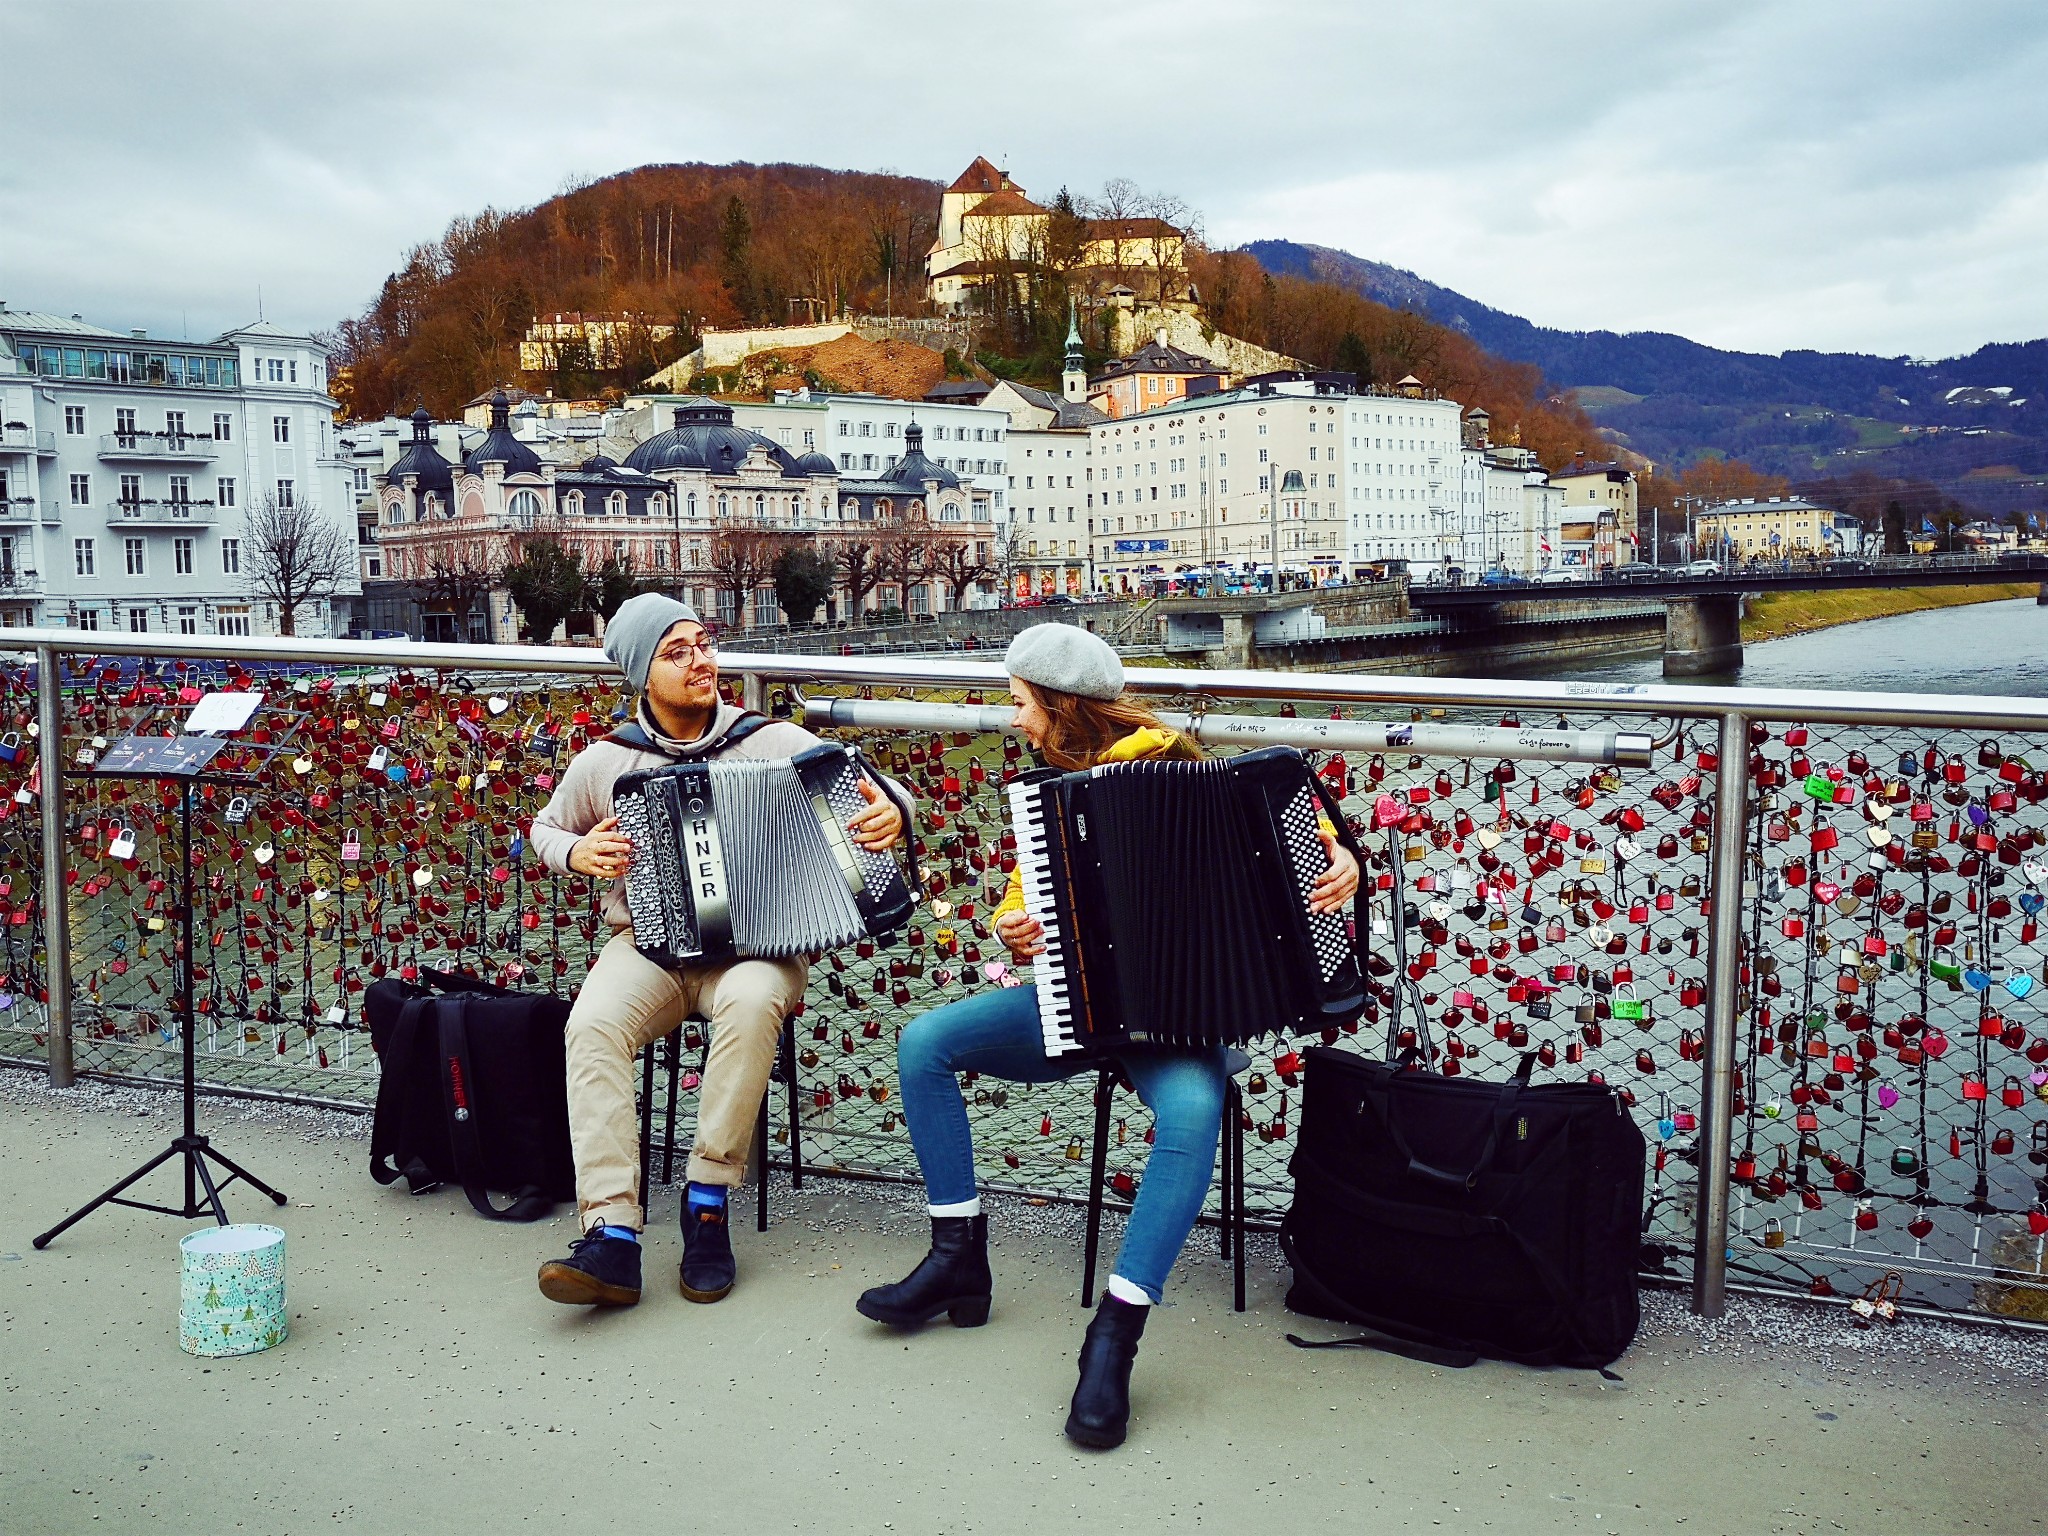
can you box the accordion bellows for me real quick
[614,744,911,967]
[1010,747,1365,1056]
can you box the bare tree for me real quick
[411,550,497,643]
[833,535,886,620]
[707,528,785,630]
[242,492,355,637]
[927,535,994,611]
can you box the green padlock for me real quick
[1804,772,1835,801]
[1929,954,1962,983]
[1890,1145,1920,1177]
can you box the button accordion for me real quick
[614,743,912,968]
[1007,746,1365,1057]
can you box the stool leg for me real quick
[1232,1082,1247,1314]
[1081,1067,1113,1307]
[755,1093,770,1234]
[781,1023,804,1193]
[1219,1080,1237,1260]
[637,1041,656,1211]
[661,1029,682,1185]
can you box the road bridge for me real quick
[1410,553,2048,675]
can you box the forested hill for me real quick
[1244,238,2048,508]
[332,162,944,420]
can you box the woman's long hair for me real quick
[1021,680,1203,771]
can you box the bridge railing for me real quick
[3,627,2046,1329]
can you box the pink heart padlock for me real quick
[1876,1081,1901,1110]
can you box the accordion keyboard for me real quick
[1008,778,1082,1057]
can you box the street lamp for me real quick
[1272,467,1304,594]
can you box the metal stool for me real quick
[1081,1067,1249,1312]
[637,1014,804,1234]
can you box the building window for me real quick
[166,411,186,438]
[506,489,544,527]
[74,538,95,577]
[221,538,240,575]
[218,606,251,636]
[77,611,100,631]
[213,413,233,442]
[169,475,192,508]
[177,605,198,636]
[217,476,236,508]
[364,553,382,578]
[174,538,194,576]
[273,416,290,444]
[275,479,294,508]
[266,359,286,383]
[119,474,141,506]
[116,408,136,439]
[64,406,86,435]
[69,473,91,505]
[128,607,149,634]
[124,537,146,576]
[837,421,849,437]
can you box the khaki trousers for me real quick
[565,931,807,1232]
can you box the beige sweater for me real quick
[528,702,909,931]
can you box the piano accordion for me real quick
[1008,746,1365,1057]
[613,743,912,969]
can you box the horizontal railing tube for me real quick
[803,698,1655,768]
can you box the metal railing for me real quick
[3,626,2046,1330]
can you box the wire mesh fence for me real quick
[0,637,2043,1326]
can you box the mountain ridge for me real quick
[1241,238,2048,511]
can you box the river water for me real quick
[1457,597,2048,697]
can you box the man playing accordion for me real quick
[529,594,906,1308]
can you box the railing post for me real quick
[36,644,72,1087]
[1692,707,1749,1317]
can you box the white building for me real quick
[0,306,357,635]
[986,365,1103,599]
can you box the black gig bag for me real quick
[1279,1045,1645,1370]
[366,970,575,1221]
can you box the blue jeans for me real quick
[896,982,1227,1304]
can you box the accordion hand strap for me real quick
[1305,770,1372,973]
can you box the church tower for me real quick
[1061,300,1087,405]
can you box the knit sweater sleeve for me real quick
[528,744,614,876]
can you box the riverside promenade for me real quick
[3,1070,2043,1536]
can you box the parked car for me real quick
[1537,566,1583,585]
[1683,559,1724,577]
[1039,593,1076,606]
[1478,567,1526,586]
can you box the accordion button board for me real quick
[614,743,913,969]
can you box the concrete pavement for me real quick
[2,1076,2044,1536]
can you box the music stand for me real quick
[34,693,297,1247]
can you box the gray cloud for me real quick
[1,0,2041,359]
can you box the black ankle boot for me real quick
[855,1215,992,1327]
[1064,1293,1149,1448]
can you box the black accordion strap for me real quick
[606,711,771,760]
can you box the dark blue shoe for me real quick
[538,1229,642,1306]
[680,1199,736,1303]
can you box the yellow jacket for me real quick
[993,727,1182,918]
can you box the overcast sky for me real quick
[2,1,2042,362]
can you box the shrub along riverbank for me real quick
[1742,582,2039,644]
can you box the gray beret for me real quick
[604,592,702,689]
[1005,623,1124,701]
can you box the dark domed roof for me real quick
[579,451,621,474]
[794,450,838,476]
[383,405,454,496]
[462,390,543,475]
[624,400,805,476]
[885,419,959,490]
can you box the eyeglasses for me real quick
[658,639,718,663]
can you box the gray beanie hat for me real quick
[604,592,702,689]
[1005,622,1124,701]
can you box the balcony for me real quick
[0,568,43,595]
[0,499,39,526]
[96,433,218,462]
[106,499,216,526]
[0,425,56,456]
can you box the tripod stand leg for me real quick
[188,1142,232,1225]
[32,1141,184,1249]
[199,1141,287,1208]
